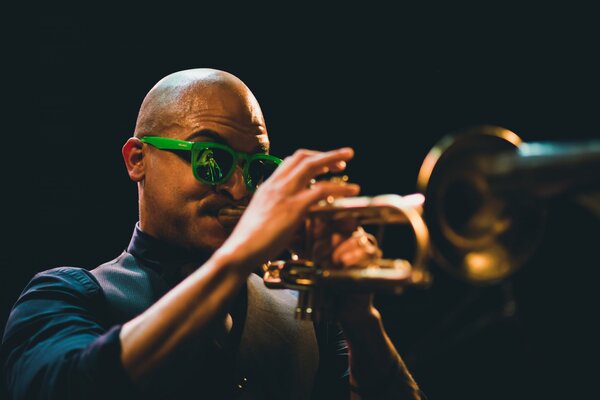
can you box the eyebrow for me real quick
[185,129,268,153]
[185,130,226,144]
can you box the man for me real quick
[1,68,423,399]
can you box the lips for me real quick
[198,195,247,216]
[217,205,247,218]
[196,195,248,230]
[215,205,246,229]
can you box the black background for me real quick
[2,7,599,400]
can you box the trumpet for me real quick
[263,125,600,321]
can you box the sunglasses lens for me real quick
[246,157,279,190]
[194,147,234,184]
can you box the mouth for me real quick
[215,205,246,228]
[217,205,247,218]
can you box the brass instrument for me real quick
[419,125,600,284]
[263,125,600,320]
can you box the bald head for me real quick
[134,68,267,144]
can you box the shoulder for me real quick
[2,266,109,348]
[15,266,103,305]
[5,266,105,324]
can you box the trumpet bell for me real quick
[417,125,600,284]
[417,126,545,284]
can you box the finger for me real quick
[285,147,355,190]
[295,180,360,211]
[331,232,382,266]
[338,245,382,267]
[340,248,369,267]
[328,160,348,174]
[331,236,361,264]
[330,232,346,248]
[269,149,320,180]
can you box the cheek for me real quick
[143,163,188,211]
[144,158,216,220]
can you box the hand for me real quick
[312,222,384,324]
[216,148,360,273]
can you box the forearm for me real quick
[341,307,422,400]
[119,248,249,385]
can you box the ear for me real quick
[122,137,145,182]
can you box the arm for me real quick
[341,303,422,400]
[322,229,424,399]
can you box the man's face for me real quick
[139,80,270,253]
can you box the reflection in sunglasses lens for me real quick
[195,147,233,183]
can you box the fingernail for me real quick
[340,147,354,156]
[335,161,347,169]
[348,183,360,193]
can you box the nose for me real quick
[216,165,249,201]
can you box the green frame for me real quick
[140,136,282,191]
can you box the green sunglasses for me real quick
[140,136,282,192]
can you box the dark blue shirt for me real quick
[1,224,349,399]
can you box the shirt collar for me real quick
[126,222,211,287]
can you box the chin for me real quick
[186,218,230,253]
[195,235,227,253]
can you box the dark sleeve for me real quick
[1,267,140,400]
[311,321,350,400]
[310,321,430,400]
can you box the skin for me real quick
[120,68,422,399]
